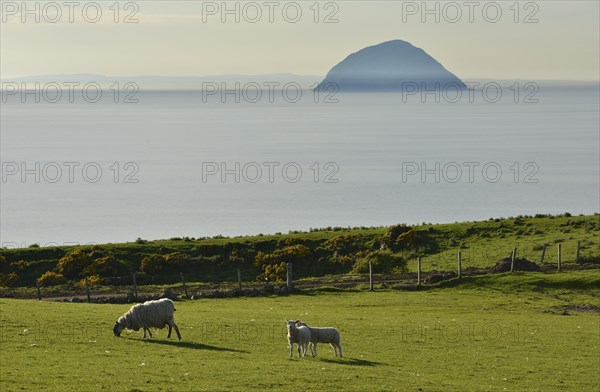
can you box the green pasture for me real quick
[0,271,598,391]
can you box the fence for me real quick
[6,239,598,302]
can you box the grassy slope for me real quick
[0,271,598,391]
[1,214,598,284]
[414,215,599,272]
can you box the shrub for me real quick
[261,262,287,282]
[141,252,196,275]
[332,255,354,265]
[254,244,310,281]
[56,249,91,278]
[10,260,28,270]
[164,252,193,269]
[278,237,303,247]
[352,250,407,274]
[140,254,167,275]
[38,271,66,286]
[322,234,365,255]
[228,249,244,264]
[383,224,413,248]
[78,275,102,287]
[382,224,437,253]
[82,254,121,277]
[0,272,19,287]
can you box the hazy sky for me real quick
[1,1,598,80]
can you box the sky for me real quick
[0,1,599,80]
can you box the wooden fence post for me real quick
[368,261,373,291]
[576,241,581,263]
[540,244,547,265]
[132,272,138,300]
[286,263,293,292]
[511,247,517,272]
[35,281,42,301]
[180,272,189,299]
[237,268,242,291]
[557,244,562,272]
[85,276,91,303]
[417,257,422,287]
[457,251,462,278]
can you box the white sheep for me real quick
[286,320,311,358]
[295,320,342,358]
[113,298,181,341]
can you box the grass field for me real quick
[1,271,598,391]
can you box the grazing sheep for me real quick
[113,298,181,341]
[286,320,311,358]
[295,320,342,358]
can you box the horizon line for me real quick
[1,73,599,84]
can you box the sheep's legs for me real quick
[166,322,181,341]
[173,324,182,341]
[143,328,153,339]
[312,342,318,357]
[289,344,294,358]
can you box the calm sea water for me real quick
[1,85,598,245]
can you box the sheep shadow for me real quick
[132,338,248,353]
[318,357,383,367]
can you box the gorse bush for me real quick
[0,272,19,287]
[78,275,102,287]
[352,250,407,274]
[382,224,413,250]
[141,254,167,275]
[254,245,310,282]
[260,262,287,282]
[82,254,121,276]
[56,249,126,279]
[56,249,91,279]
[38,271,66,286]
[322,234,366,255]
[10,260,28,270]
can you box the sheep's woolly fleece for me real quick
[117,298,176,331]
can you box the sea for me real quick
[1,84,598,246]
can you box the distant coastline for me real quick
[1,74,598,92]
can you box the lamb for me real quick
[113,298,181,341]
[286,320,311,358]
[295,320,342,358]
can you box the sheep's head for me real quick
[286,320,297,332]
[295,320,308,328]
[113,321,124,337]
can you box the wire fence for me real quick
[1,239,597,302]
